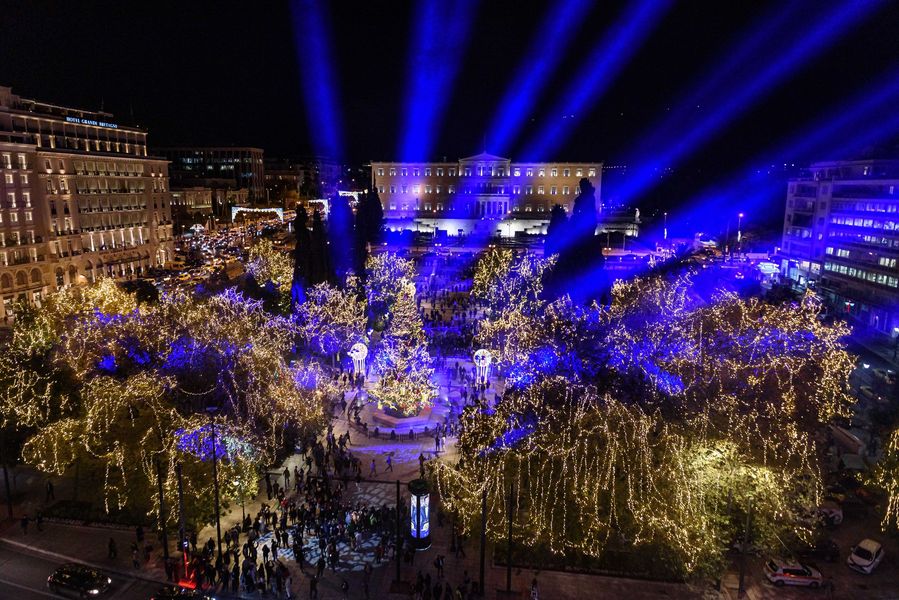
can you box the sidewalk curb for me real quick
[0,536,170,588]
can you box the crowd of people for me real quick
[160,251,519,598]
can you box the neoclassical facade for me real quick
[0,86,174,321]
[371,152,602,236]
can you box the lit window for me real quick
[576,169,582,177]
[425,168,431,176]
[435,185,441,193]
[402,185,408,194]
[425,185,432,193]
[21,173,28,185]
[550,186,557,195]
[562,186,570,195]
[10,213,17,223]
[389,168,396,176]
[497,168,505,176]
[514,168,520,177]
[413,168,420,176]
[7,192,15,208]
[17,154,27,169]
[526,186,533,194]
[390,185,396,193]
[24,211,32,222]
[377,168,384,176]
[448,185,455,194]
[378,186,385,193]
[551,168,558,177]
[513,185,520,195]
[526,168,533,177]
[563,169,570,177]
[588,168,596,176]
[401,168,408,176]
[538,169,545,177]
[449,168,456,176]
[537,186,544,194]
[23,192,30,206]
[412,185,420,194]
[3,174,11,184]
[436,168,444,176]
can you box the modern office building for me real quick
[158,146,265,201]
[778,159,899,334]
[0,85,174,322]
[371,152,603,237]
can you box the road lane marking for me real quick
[0,576,61,598]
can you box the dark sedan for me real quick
[796,538,840,563]
[47,563,112,597]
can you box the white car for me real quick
[847,539,884,574]
[764,559,823,587]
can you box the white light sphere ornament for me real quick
[349,342,368,376]
[473,349,492,386]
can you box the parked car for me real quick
[796,538,840,563]
[847,539,884,574]
[764,559,823,587]
[150,585,216,599]
[47,563,112,597]
[818,501,843,526]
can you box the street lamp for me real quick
[663,211,668,241]
[737,212,744,257]
[205,407,223,563]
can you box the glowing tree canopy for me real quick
[293,276,367,358]
[439,272,856,579]
[1,281,332,527]
[369,336,437,416]
[247,238,293,293]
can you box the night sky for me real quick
[2,0,899,220]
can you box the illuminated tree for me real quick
[365,252,415,330]
[873,428,899,530]
[293,278,367,358]
[369,336,437,416]
[440,273,856,578]
[2,282,331,527]
[246,238,293,311]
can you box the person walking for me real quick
[316,555,325,579]
[530,577,539,600]
[385,454,393,472]
[369,458,377,478]
[309,574,319,600]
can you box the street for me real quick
[0,542,162,600]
